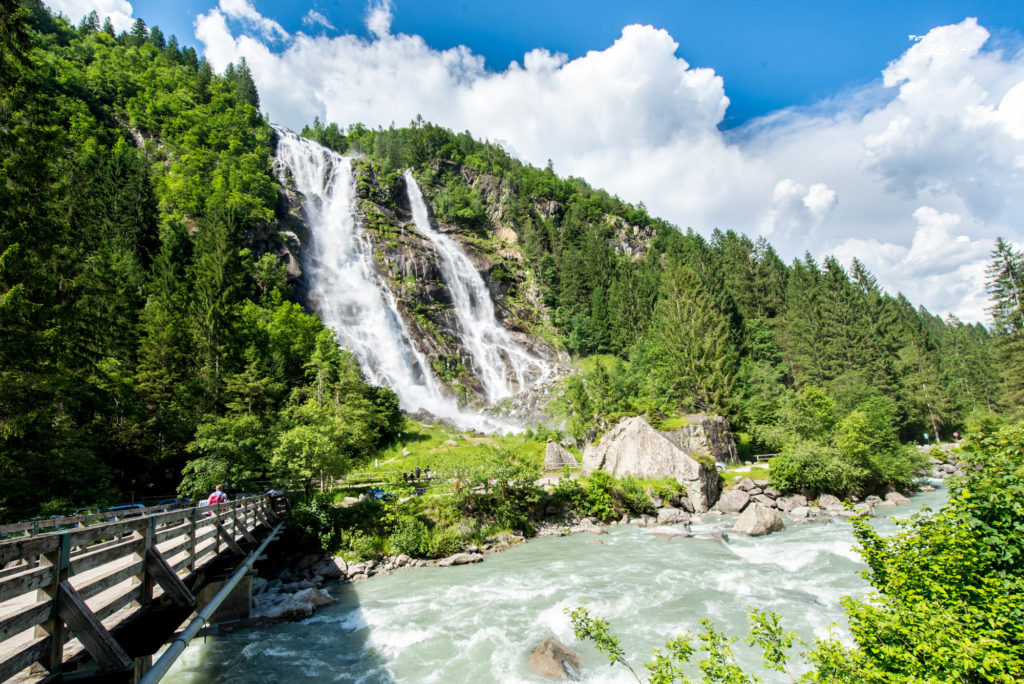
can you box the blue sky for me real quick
[47,0,1024,322]
[122,0,1023,126]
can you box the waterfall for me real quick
[273,128,513,432]
[404,171,551,403]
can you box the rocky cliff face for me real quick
[270,145,565,411]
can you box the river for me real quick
[163,486,946,683]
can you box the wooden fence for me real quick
[0,496,280,682]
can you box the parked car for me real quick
[107,503,146,519]
[156,498,192,510]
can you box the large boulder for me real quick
[544,440,577,471]
[583,416,719,512]
[817,494,842,510]
[732,504,785,536]
[528,637,583,681]
[716,489,751,514]
[661,413,739,464]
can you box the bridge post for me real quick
[140,516,157,606]
[188,508,197,573]
[33,531,71,673]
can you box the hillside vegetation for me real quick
[3,1,1024,520]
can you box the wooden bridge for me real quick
[0,495,284,683]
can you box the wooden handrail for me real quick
[0,495,282,682]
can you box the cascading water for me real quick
[404,170,551,403]
[273,128,513,432]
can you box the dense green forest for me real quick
[3,0,1023,521]
[0,1,401,522]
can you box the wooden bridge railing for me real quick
[0,495,280,682]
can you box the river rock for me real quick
[735,477,757,492]
[582,416,719,512]
[753,494,776,507]
[255,587,335,621]
[790,506,810,519]
[438,552,485,567]
[775,494,807,512]
[544,440,577,471]
[528,637,583,681]
[716,489,750,513]
[732,503,785,536]
[576,518,607,535]
[885,492,910,504]
[657,506,690,524]
[817,494,842,509]
[311,556,346,580]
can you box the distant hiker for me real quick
[415,466,421,480]
[207,484,227,506]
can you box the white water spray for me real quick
[273,128,513,432]
[404,171,551,403]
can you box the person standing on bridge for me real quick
[207,484,227,506]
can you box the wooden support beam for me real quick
[232,511,256,544]
[253,504,271,530]
[145,548,195,607]
[214,522,244,555]
[56,581,131,671]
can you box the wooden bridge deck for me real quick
[0,496,281,683]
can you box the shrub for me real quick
[770,442,865,497]
[425,525,463,558]
[387,515,429,557]
[582,471,620,521]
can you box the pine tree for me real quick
[986,238,1024,407]
[639,264,737,416]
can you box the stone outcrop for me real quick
[732,503,785,536]
[545,440,577,471]
[662,414,739,464]
[583,416,719,512]
[528,637,583,681]
[437,552,485,567]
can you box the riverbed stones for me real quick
[732,503,785,536]
[311,556,346,579]
[528,637,583,681]
[544,440,577,471]
[716,489,750,513]
[582,416,719,512]
[790,506,810,519]
[885,492,910,504]
[437,552,485,567]
[576,518,607,534]
[775,494,807,512]
[657,506,690,524]
[817,494,842,510]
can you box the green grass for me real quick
[350,418,548,478]
[658,415,694,431]
[720,466,772,487]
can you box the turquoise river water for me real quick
[163,486,947,683]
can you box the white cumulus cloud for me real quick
[169,8,1024,322]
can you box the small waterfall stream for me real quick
[273,129,513,432]
[404,171,551,403]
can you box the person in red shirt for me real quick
[207,484,227,505]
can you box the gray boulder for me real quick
[438,552,485,567]
[311,556,346,580]
[575,518,607,535]
[735,477,756,491]
[661,413,739,465]
[790,506,810,519]
[817,494,842,509]
[528,637,583,681]
[775,494,807,512]
[582,416,719,512]
[544,440,577,471]
[657,506,691,524]
[885,492,910,504]
[732,503,785,536]
[716,489,751,514]
[753,494,776,507]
